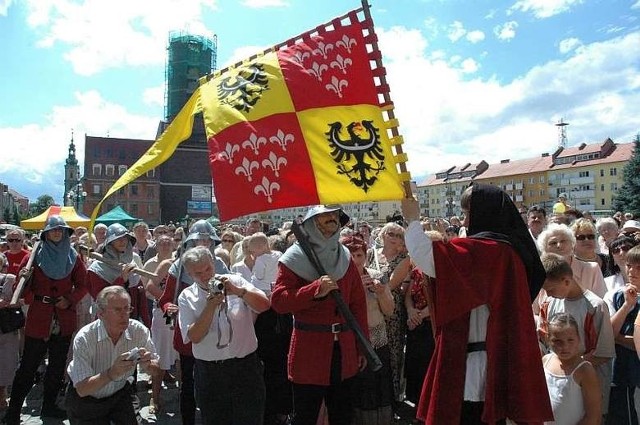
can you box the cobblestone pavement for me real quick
[0,370,419,425]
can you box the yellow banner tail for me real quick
[88,87,203,230]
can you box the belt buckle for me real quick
[42,295,54,304]
[331,323,341,334]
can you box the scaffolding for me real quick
[164,31,218,121]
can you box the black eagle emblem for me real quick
[217,64,269,113]
[326,120,386,193]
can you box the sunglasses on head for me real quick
[611,246,632,255]
[575,234,595,241]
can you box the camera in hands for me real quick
[126,347,141,361]
[208,275,225,295]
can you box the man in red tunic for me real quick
[271,205,368,425]
[402,184,553,425]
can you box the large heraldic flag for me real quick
[88,7,410,226]
[202,10,408,220]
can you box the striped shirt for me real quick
[67,318,155,399]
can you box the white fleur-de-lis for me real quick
[329,54,352,74]
[336,35,357,53]
[325,76,349,98]
[241,133,267,155]
[312,41,334,59]
[262,152,287,177]
[307,62,328,81]
[234,157,260,182]
[254,176,280,203]
[291,50,311,65]
[269,129,295,151]
[218,142,240,164]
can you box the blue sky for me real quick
[0,0,639,205]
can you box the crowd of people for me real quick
[0,190,639,425]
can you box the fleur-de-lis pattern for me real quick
[216,129,295,204]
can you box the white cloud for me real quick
[0,91,159,202]
[143,84,166,107]
[447,21,466,42]
[466,30,485,43]
[494,21,518,41]
[509,0,584,19]
[558,37,581,54]
[240,0,289,8]
[376,26,640,180]
[0,0,13,16]
[633,0,640,9]
[460,58,479,74]
[24,0,218,75]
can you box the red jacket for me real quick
[87,270,150,327]
[417,238,552,425]
[159,273,192,356]
[21,256,87,339]
[271,260,368,385]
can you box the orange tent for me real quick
[20,205,91,230]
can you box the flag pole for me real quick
[360,0,413,199]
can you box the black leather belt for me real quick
[208,351,257,365]
[34,295,59,304]
[467,341,486,353]
[293,320,350,334]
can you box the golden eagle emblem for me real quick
[217,64,269,113]
[326,120,385,192]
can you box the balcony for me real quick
[570,176,595,185]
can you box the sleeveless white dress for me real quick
[544,356,589,425]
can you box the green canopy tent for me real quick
[95,205,140,226]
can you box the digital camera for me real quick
[208,275,225,295]
[126,347,141,361]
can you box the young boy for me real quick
[538,252,616,420]
[606,244,640,424]
[248,232,281,296]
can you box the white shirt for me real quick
[405,220,488,401]
[67,318,155,399]
[178,274,262,361]
[251,251,281,294]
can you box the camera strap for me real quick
[216,293,233,349]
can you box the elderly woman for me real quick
[537,223,607,298]
[596,217,620,255]
[368,222,411,414]
[572,218,614,278]
[4,216,88,424]
[0,252,19,410]
[603,235,639,293]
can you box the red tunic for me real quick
[6,249,29,278]
[417,238,552,425]
[271,260,368,385]
[158,273,192,356]
[87,270,150,327]
[21,256,88,339]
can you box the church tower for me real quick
[63,130,80,206]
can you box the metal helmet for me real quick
[104,223,136,246]
[41,215,74,240]
[185,219,221,246]
[302,204,350,227]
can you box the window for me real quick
[600,169,604,177]
[610,168,617,176]
[118,187,125,195]
[601,199,605,206]
[92,184,101,195]
[130,204,138,215]
[539,176,545,183]
[147,204,154,214]
[105,164,115,176]
[118,165,127,176]
[119,149,126,161]
[147,187,155,199]
[92,164,102,176]
[130,185,138,196]
[611,183,618,191]
[146,169,155,178]
[600,184,605,192]
[578,171,589,177]
[529,177,535,184]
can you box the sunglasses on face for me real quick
[6,239,21,243]
[575,234,596,241]
[222,239,235,243]
[612,246,632,255]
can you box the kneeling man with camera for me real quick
[65,285,158,424]
[178,245,270,425]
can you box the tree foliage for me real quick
[613,134,640,217]
[27,195,55,217]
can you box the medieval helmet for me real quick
[302,205,350,227]
[185,220,221,246]
[104,223,136,246]
[41,215,74,240]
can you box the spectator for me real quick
[0,252,19,410]
[527,205,547,241]
[4,216,88,424]
[178,246,269,425]
[538,252,615,421]
[133,221,156,263]
[572,218,614,278]
[552,193,571,215]
[4,228,29,276]
[604,235,639,293]
[65,285,158,424]
[93,223,108,247]
[596,218,620,255]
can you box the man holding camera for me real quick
[65,285,158,424]
[178,245,270,425]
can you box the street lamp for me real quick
[67,183,87,212]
